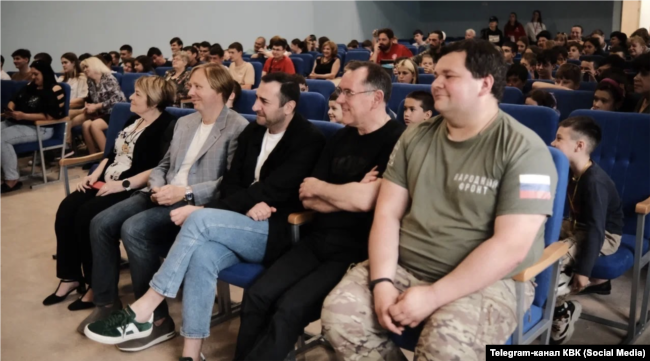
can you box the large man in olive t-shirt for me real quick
[322,40,558,361]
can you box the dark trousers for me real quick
[90,192,184,320]
[234,235,356,361]
[54,189,133,284]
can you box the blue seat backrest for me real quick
[309,119,344,138]
[233,90,257,115]
[1,80,27,109]
[165,106,196,119]
[549,90,594,120]
[344,51,370,65]
[306,79,336,100]
[121,73,149,99]
[570,110,650,239]
[222,61,231,68]
[155,67,172,77]
[337,44,347,54]
[567,59,581,66]
[389,83,431,113]
[251,62,263,89]
[298,92,328,121]
[418,74,435,85]
[242,114,257,123]
[290,57,305,76]
[534,147,569,308]
[112,73,123,86]
[418,67,425,74]
[580,55,604,64]
[291,54,315,75]
[499,104,559,145]
[406,45,417,56]
[58,82,71,117]
[502,87,525,105]
[579,82,597,92]
[104,103,135,158]
[111,66,124,74]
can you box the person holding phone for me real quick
[1,60,66,193]
[44,76,177,312]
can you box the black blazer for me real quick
[100,111,177,182]
[207,113,326,266]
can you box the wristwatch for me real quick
[369,278,394,292]
[122,179,131,191]
[184,186,194,205]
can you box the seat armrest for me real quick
[288,211,315,225]
[59,152,104,167]
[512,242,569,282]
[35,117,70,126]
[636,196,650,215]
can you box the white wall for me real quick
[1,1,421,72]
[418,1,617,39]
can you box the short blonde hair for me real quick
[80,57,111,75]
[396,58,418,84]
[189,63,234,103]
[629,36,648,49]
[135,75,176,111]
[173,51,189,66]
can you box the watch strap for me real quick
[369,278,394,292]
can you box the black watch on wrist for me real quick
[184,186,194,205]
[122,179,131,191]
[369,278,394,292]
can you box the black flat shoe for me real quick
[43,280,85,306]
[578,280,611,295]
[1,181,23,194]
[68,287,95,311]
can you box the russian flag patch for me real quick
[519,174,551,200]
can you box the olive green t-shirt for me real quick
[383,110,558,283]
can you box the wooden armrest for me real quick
[288,211,315,225]
[512,242,569,282]
[35,117,70,126]
[59,152,103,167]
[636,196,650,215]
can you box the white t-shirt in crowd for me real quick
[1,71,10,80]
[171,121,215,186]
[254,129,285,182]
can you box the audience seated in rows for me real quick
[591,77,626,111]
[628,36,649,59]
[45,76,178,310]
[198,41,211,62]
[109,51,120,67]
[84,71,326,361]
[533,63,581,91]
[371,28,413,64]
[526,88,558,113]
[121,58,135,73]
[506,63,528,91]
[555,32,568,48]
[536,30,553,49]
[502,41,517,64]
[395,58,419,84]
[76,57,126,154]
[134,55,154,73]
[182,46,201,68]
[322,40,558,359]
[148,47,172,69]
[79,64,250,354]
[164,51,191,107]
[536,49,557,80]
[1,61,66,193]
[119,45,133,65]
[309,41,341,81]
[208,44,226,65]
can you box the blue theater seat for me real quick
[500,104,559,145]
[251,62,263,89]
[297,92,328,121]
[111,66,124,74]
[290,57,305,77]
[120,73,149,99]
[344,50,370,66]
[389,83,431,113]
[549,90,594,120]
[290,54,314,75]
[568,110,650,344]
[417,74,435,85]
[233,90,257,115]
[306,79,336,100]
[502,86,525,105]
[154,67,172,77]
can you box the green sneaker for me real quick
[84,305,153,345]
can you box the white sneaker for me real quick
[551,301,582,344]
[557,271,572,297]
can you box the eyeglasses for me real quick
[335,87,377,98]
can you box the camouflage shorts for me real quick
[321,260,535,361]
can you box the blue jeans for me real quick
[1,120,53,180]
[149,208,269,338]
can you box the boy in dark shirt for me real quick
[550,115,623,344]
[233,61,404,361]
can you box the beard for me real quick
[379,43,391,51]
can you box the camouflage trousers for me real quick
[321,260,535,361]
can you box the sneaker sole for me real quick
[116,331,176,352]
[559,302,583,345]
[84,324,153,345]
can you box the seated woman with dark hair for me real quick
[1,61,66,193]
[592,78,626,112]
[44,76,177,310]
[633,52,650,114]
[525,88,558,113]
[582,37,606,57]
[134,55,154,73]
[122,58,135,73]
[75,57,126,154]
